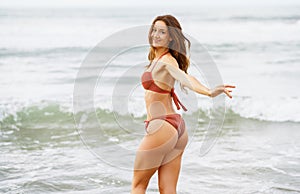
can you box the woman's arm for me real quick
[162,61,235,98]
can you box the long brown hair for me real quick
[148,15,191,73]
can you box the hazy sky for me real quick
[1,0,300,7]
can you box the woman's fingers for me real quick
[217,84,236,90]
[224,89,232,98]
[222,84,235,98]
[224,84,236,88]
[214,84,235,98]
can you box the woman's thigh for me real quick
[134,119,178,171]
[161,128,188,166]
[157,130,188,193]
[158,153,184,193]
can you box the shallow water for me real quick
[1,106,299,193]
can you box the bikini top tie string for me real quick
[171,88,187,111]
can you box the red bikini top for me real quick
[141,52,187,111]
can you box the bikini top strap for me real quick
[150,51,169,72]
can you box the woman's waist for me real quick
[145,105,178,120]
[144,91,177,120]
[144,91,172,103]
[145,112,180,121]
[145,100,175,113]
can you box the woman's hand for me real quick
[209,84,236,98]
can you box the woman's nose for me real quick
[153,31,160,38]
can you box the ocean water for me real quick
[1,5,300,194]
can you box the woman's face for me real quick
[151,20,172,49]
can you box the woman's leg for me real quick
[131,119,178,194]
[158,153,183,194]
[131,167,158,194]
[158,129,188,194]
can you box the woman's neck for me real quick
[154,48,169,59]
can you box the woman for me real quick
[131,15,235,194]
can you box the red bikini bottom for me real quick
[144,114,185,138]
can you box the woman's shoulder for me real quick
[160,53,179,68]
